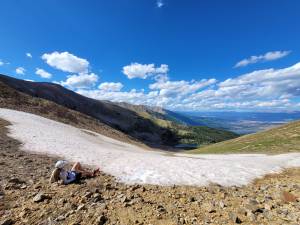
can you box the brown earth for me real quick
[1,119,300,225]
[0,80,152,149]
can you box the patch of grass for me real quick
[189,120,300,154]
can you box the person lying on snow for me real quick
[50,160,100,184]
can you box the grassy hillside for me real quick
[116,104,239,148]
[189,119,300,154]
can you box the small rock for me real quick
[264,203,273,210]
[58,198,67,205]
[0,219,14,225]
[33,192,50,203]
[229,213,242,224]
[77,204,86,211]
[219,201,226,208]
[247,198,259,205]
[282,191,297,203]
[157,205,166,213]
[253,208,264,214]
[96,215,107,225]
[93,193,103,202]
[65,210,75,217]
[188,196,196,202]
[123,202,130,207]
[84,192,92,199]
[56,215,65,221]
[20,184,27,189]
[120,196,128,203]
[8,177,24,184]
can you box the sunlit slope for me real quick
[116,103,239,147]
[189,120,300,154]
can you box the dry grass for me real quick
[189,119,300,154]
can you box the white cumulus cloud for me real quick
[122,63,169,79]
[42,51,89,73]
[61,73,98,89]
[16,67,25,75]
[35,68,52,79]
[26,53,32,58]
[235,50,290,68]
[0,59,9,66]
[78,61,300,111]
[98,82,124,92]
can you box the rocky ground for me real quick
[1,119,300,225]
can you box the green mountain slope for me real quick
[189,119,300,154]
[115,102,239,148]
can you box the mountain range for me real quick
[0,74,238,149]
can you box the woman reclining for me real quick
[50,160,99,184]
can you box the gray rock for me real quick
[55,215,65,221]
[120,196,129,203]
[157,205,166,213]
[219,201,226,208]
[8,177,24,184]
[189,196,196,202]
[65,210,75,217]
[96,215,107,225]
[0,219,14,225]
[229,213,242,224]
[84,192,92,198]
[33,192,50,203]
[77,204,86,211]
[93,193,103,202]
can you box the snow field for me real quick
[1,108,300,186]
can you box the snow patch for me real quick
[1,108,300,187]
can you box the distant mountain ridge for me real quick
[114,102,199,125]
[0,74,239,149]
[0,74,178,147]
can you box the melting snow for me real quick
[1,108,300,187]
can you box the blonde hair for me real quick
[49,168,61,183]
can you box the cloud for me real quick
[122,63,169,79]
[42,51,89,73]
[150,79,217,98]
[234,50,290,68]
[26,53,32,58]
[156,0,164,8]
[35,68,52,79]
[16,67,25,75]
[60,73,98,89]
[0,59,9,66]
[98,82,123,92]
[77,78,216,109]
[185,62,300,110]
[77,88,159,106]
[77,61,300,111]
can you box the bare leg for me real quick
[71,162,94,177]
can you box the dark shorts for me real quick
[69,171,82,183]
[74,171,82,182]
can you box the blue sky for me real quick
[1,0,300,111]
